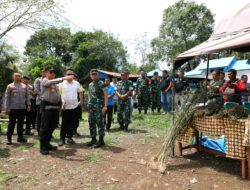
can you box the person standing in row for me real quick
[22,75,36,135]
[174,71,189,110]
[111,77,118,120]
[5,72,31,145]
[160,70,173,114]
[206,70,223,103]
[136,71,150,114]
[150,71,161,113]
[39,67,73,155]
[73,73,84,136]
[58,69,83,146]
[34,68,46,135]
[103,77,115,132]
[116,71,133,131]
[87,69,108,148]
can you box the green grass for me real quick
[17,145,30,151]
[131,112,172,129]
[0,124,7,135]
[86,152,102,163]
[0,171,14,184]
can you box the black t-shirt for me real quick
[174,78,188,93]
[160,76,172,91]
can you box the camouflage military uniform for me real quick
[88,80,107,138]
[150,78,161,111]
[136,77,150,112]
[117,80,133,127]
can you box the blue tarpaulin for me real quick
[201,136,226,153]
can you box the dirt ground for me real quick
[0,113,250,190]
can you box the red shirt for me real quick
[219,79,245,103]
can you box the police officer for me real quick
[150,72,161,113]
[34,68,46,135]
[22,75,36,135]
[136,71,150,114]
[116,71,133,131]
[5,72,31,145]
[87,69,108,148]
[39,67,73,155]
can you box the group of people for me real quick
[3,66,248,155]
[4,68,84,155]
[135,70,188,114]
[2,68,136,155]
[207,69,250,104]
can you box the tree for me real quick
[0,42,19,91]
[71,30,128,79]
[28,56,65,80]
[25,27,72,67]
[151,0,214,64]
[0,0,63,40]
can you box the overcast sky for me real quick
[6,0,250,66]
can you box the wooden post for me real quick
[178,142,183,156]
[241,159,247,179]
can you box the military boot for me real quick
[7,136,12,145]
[119,123,124,130]
[94,136,105,148]
[144,109,147,114]
[124,124,129,132]
[86,137,97,147]
[138,109,141,114]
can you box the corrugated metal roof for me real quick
[199,56,236,70]
[98,70,140,78]
[229,59,250,71]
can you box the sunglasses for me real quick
[67,73,74,76]
[91,73,98,75]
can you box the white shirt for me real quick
[58,80,83,110]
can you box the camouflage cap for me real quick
[121,70,130,75]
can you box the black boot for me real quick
[157,108,161,113]
[119,124,124,130]
[17,137,27,143]
[124,124,129,132]
[138,109,141,114]
[144,109,147,114]
[7,136,12,145]
[94,136,105,148]
[86,137,97,147]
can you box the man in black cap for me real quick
[87,69,108,148]
[22,75,36,135]
[116,70,133,131]
[39,67,74,155]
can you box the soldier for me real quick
[136,71,150,114]
[34,68,46,135]
[87,69,108,148]
[5,72,31,145]
[116,71,133,131]
[39,67,73,155]
[150,72,161,113]
[22,75,36,135]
